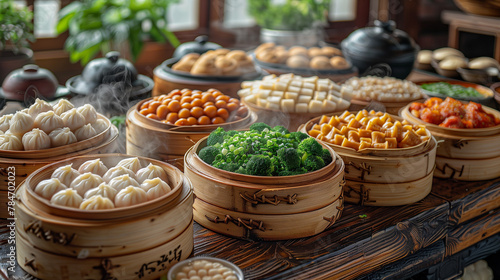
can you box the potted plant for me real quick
[248,0,330,47]
[56,0,181,65]
[0,0,35,83]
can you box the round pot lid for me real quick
[66,51,152,95]
[341,20,419,59]
[173,35,222,58]
[1,64,59,100]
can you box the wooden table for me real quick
[2,70,500,279]
[442,10,500,61]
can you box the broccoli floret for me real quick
[320,148,333,165]
[246,154,273,176]
[303,155,325,171]
[235,166,248,174]
[290,131,309,142]
[224,130,239,138]
[272,125,289,134]
[298,137,323,156]
[277,147,301,170]
[198,146,220,164]
[222,162,240,172]
[249,122,272,133]
[207,127,226,146]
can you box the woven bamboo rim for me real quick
[189,136,338,185]
[24,154,185,220]
[400,103,500,137]
[433,133,500,159]
[299,112,433,157]
[0,113,112,159]
[135,98,256,132]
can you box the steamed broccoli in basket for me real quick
[197,123,333,176]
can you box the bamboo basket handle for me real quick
[205,214,266,231]
[239,190,298,206]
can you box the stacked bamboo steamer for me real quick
[0,101,119,218]
[300,112,437,206]
[184,136,345,240]
[126,90,257,171]
[15,154,193,280]
[401,104,500,181]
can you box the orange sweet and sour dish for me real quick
[308,110,430,151]
[409,97,500,129]
[139,88,248,126]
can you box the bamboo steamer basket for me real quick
[184,137,344,214]
[16,221,194,280]
[185,136,344,240]
[15,154,194,280]
[0,125,119,219]
[299,113,437,206]
[194,196,343,240]
[401,103,500,180]
[126,101,257,170]
[348,98,425,115]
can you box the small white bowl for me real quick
[167,256,244,280]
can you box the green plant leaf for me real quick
[128,26,143,60]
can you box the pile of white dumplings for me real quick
[34,157,172,210]
[0,98,108,151]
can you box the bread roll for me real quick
[172,53,200,72]
[288,46,308,57]
[215,56,238,75]
[286,55,310,68]
[308,47,323,58]
[321,46,342,57]
[310,56,332,69]
[330,56,350,69]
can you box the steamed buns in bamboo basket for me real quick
[15,154,193,280]
[300,110,437,206]
[401,97,500,180]
[237,73,353,131]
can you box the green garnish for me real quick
[420,82,483,98]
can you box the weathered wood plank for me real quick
[427,233,500,280]
[358,239,445,280]
[432,177,500,226]
[192,194,448,279]
[446,208,500,257]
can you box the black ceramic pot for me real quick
[173,35,222,58]
[341,20,419,79]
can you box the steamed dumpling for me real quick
[74,123,97,141]
[91,119,108,134]
[22,128,51,150]
[34,111,64,134]
[84,183,118,200]
[70,172,105,196]
[60,108,86,131]
[53,99,75,116]
[116,157,142,173]
[35,178,68,200]
[9,111,34,135]
[78,158,108,177]
[136,163,168,183]
[0,114,13,132]
[50,188,83,208]
[49,127,77,147]
[51,164,80,186]
[28,98,53,118]
[76,104,98,124]
[140,178,172,200]
[108,174,140,192]
[103,166,136,183]
[115,186,147,207]
[80,195,115,210]
[0,133,24,150]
